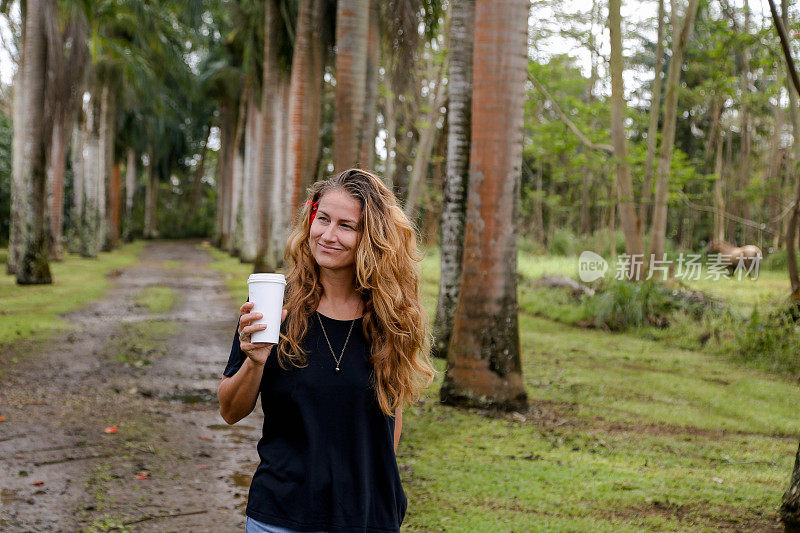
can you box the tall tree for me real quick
[333,0,369,170]
[608,0,644,277]
[439,0,528,412]
[640,0,666,227]
[254,0,281,272]
[288,0,326,220]
[432,0,474,360]
[16,0,54,284]
[647,0,700,262]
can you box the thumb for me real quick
[280,308,288,323]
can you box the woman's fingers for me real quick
[240,301,254,315]
[242,323,267,335]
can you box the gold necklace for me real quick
[316,311,355,374]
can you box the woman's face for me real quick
[309,190,362,271]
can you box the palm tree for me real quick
[439,0,528,411]
[333,0,369,171]
[16,0,54,284]
[432,0,474,360]
[288,0,327,220]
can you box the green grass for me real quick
[205,243,797,531]
[0,241,145,355]
[135,286,178,313]
[112,320,179,368]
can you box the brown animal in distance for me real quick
[706,239,763,274]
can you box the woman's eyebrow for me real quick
[317,210,356,224]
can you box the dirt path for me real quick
[0,240,260,532]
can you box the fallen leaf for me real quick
[711,477,724,484]
[136,474,149,479]
[0,417,5,422]
[465,438,472,443]
[104,426,118,434]
[197,465,208,469]
[198,436,213,440]
[31,481,44,486]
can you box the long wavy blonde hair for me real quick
[275,168,438,415]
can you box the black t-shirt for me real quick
[223,309,408,532]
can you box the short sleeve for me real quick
[223,314,245,377]
[223,297,249,377]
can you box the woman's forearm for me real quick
[218,357,265,424]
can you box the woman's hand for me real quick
[238,301,288,366]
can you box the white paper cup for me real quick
[246,273,286,344]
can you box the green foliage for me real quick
[717,304,800,377]
[761,248,800,271]
[583,280,711,331]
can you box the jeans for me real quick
[245,516,327,533]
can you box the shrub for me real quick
[724,304,800,376]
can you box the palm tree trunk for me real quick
[648,0,700,262]
[288,0,325,221]
[144,147,158,239]
[439,0,528,412]
[359,0,379,169]
[98,82,112,250]
[270,72,292,269]
[124,148,136,242]
[106,161,121,249]
[228,84,248,255]
[255,0,280,272]
[432,0,474,360]
[241,92,260,262]
[333,0,369,171]
[16,0,53,284]
[7,2,28,275]
[47,114,68,260]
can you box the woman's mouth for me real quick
[319,243,340,252]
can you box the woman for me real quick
[218,168,437,533]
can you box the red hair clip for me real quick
[302,200,319,224]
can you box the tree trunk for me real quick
[106,161,121,249]
[269,72,292,269]
[216,99,232,248]
[124,148,136,242]
[47,115,68,260]
[98,82,112,251]
[16,0,53,284]
[640,0,666,227]
[713,124,725,242]
[432,0,474,360]
[359,0,379,170]
[288,0,325,221]
[739,0,753,244]
[648,0,700,262]
[144,148,159,239]
[439,0,528,412]
[608,0,644,278]
[254,0,281,272]
[333,0,369,171]
[8,1,28,275]
[241,92,261,263]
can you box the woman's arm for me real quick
[393,406,402,453]
[218,357,265,424]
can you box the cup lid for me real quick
[247,273,286,284]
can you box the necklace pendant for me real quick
[335,366,341,373]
